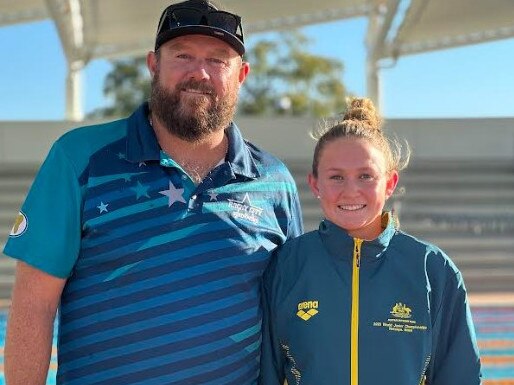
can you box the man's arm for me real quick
[259,256,286,385]
[5,261,66,385]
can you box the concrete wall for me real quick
[0,121,76,164]
[1,117,513,164]
[239,116,514,161]
[386,118,514,161]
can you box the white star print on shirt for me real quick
[159,181,186,207]
[97,202,109,213]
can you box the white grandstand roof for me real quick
[382,0,514,58]
[2,0,513,60]
[0,0,370,60]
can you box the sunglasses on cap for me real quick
[156,6,244,47]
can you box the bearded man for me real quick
[3,1,303,384]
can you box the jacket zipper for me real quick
[351,238,363,385]
[419,355,431,385]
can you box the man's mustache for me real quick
[177,80,216,97]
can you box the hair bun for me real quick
[343,97,382,131]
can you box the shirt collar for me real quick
[319,212,396,262]
[125,103,160,163]
[225,122,260,179]
[125,102,260,180]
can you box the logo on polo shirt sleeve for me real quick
[9,211,28,237]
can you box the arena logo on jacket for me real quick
[297,300,319,321]
[372,302,428,333]
[9,211,28,237]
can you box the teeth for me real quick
[184,88,209,94]
[338,204,365,211]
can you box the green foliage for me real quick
[239,31,348,117]
[87,57,150,119]
[88,30,347,119]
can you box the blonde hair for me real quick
[311,97,410,177]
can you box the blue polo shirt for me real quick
[4,103,303,385]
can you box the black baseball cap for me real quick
[155,0,245,55]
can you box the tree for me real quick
[240,31,348,117]
[87,57,150,119]
[88,30,347,119]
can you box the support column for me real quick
[366,8,381,109]
[45,0,87,121]
[365,0,401,112]
[66,60,85,121]
[366,54,380,109]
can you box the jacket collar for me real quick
[319,212,396,262]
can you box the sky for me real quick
[1,17,513,121]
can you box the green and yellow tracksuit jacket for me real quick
[259,214,482,385]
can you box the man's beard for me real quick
[149,72,238,142]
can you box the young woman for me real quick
[259,98,482,385]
